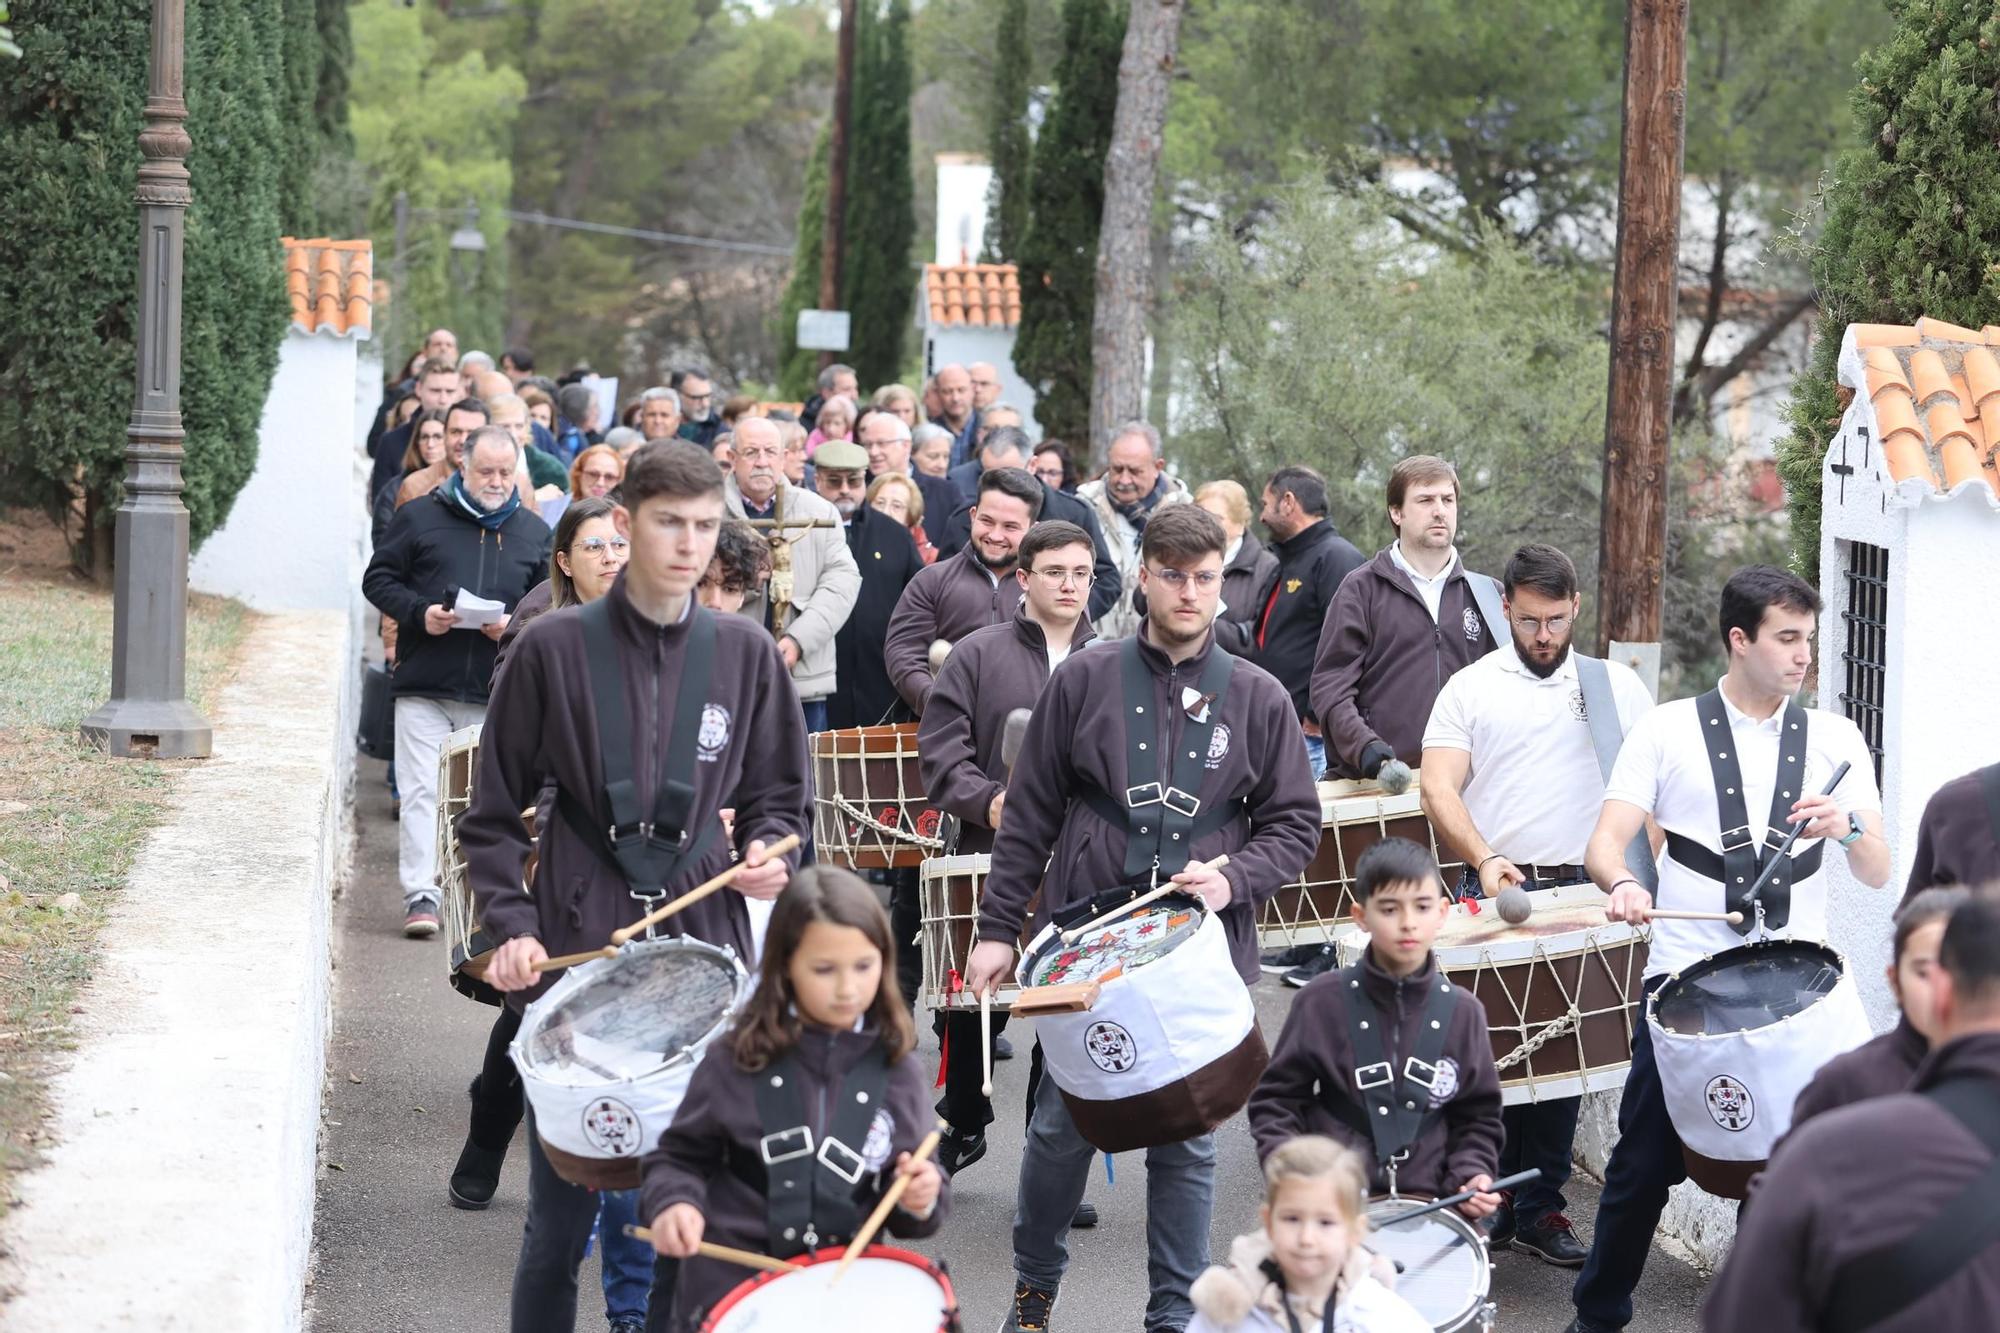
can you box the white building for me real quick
[914,261,1043,441]
[191,237,373,611]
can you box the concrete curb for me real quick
[0,606,359,1331]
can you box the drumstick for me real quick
[1743,759,1853,909]
[980,987,995,1098]
[609,833,803,946]
[829,1121,946,1287]
[1376,1168,1542,1226]
[617,1227,803,1275]
[530,945,617,974]
[1060,855,1230,944]
[1643,908,1744,924]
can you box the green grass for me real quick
[0,565,249,1210]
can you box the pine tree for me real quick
[1778,5,2000,580]
[842,0,916,391]
[777,125,832,400]
[983,0,1032,263]
[1012,0,1126,447]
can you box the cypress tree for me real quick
[842,0,916,391]
[1012,0,1125,447]
[279,0,324,235]
[983,0,1032,263]
[1778,5,2000,580]
[777,125,832,400]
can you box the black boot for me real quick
[448,1134,508,1210]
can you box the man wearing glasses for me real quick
[674,370,723,448]
[918,520,1100,1176]
[964,504,1320,1333]
[1418,542,1657,1269]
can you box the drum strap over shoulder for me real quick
[1333,964,1458,1169]
[560,597,719,896]
[1979,763,2000,846]
[749,1044,893,1258]
[1104,637,1236,883]
[1823,1075,2000,1333]
[1675,689,1810,935]
[1574,654,1656,893]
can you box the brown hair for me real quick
[568,443,624,500]
[731,867,916,1071]
[1386,455,1458,522]
[621,439,725,509]
[399,408,448,474]
[1139,502,1225,566]
[417,356,458,383]
[1018,519,1094,572]
[549,496,621,609]
[519,384,554,415]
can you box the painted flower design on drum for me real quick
[1029,905,1201,987]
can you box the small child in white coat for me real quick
[1188,1136,1430,1333]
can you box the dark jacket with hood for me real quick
[1309,546,1498,777]
[362,485,551,704]
[1903,764,2000,907]
[458,577,809,1010]
[1248,949,1503,1199]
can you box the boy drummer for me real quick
[1248,837,1504,1215]
[461,440,811,1333]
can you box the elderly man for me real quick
[815,440,923,730]
[859,408,960,539]
[724,416,861,732]
[931,363,980,467]
[675,369,723,448]
[968,361,1003,412]
[947,420,1030,507]
[802,362,859,434]
[490,394,570,494]
[396,398,493,507]
[364,425,551,938]
[973,401,1023,452]
[1076,421,1192,638]
[370,356,463,501]
[638,386,682,442]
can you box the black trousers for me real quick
[935,1006,1010,1132]
[511,1109,679,1333]
[887,866,923,1009]
[1501,1096,1581,1225]
[470,1004,527,1150]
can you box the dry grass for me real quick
[0,509,249,1212]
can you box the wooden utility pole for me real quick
[818,0,858,373]
[1598,0,1688,673]
[1088,0,1182,467]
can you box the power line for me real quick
[498,208,795,258]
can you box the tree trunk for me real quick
[1088,0,1182,468]
[1597,0,1688,652]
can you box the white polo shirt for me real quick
[1424,646,1655,866]
[1603,680,1880,978]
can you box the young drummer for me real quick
[639,868,948,1330]
[1248,838,1504,1216]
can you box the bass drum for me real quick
[1364,1197,1493,1332]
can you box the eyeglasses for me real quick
[1148,567,1221,590]
[574,536,630,558]
[1510,614,1572,634]
[1030,568,1094,588]
[580,468,621,484]
[682,391,712,405]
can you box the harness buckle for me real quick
[758,1126,814,1165]
[1354,1061,1393,1091]
[1403,1056,1440,1090]
[816,1135,867,1185]
[1718,823,1754,853]
[1764,826,1792,852]
[1161,786,1202,818]
[1125,782,1164,809]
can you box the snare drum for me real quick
[512,935,751,1189]
[810,724,942,869]
[1649,937,1870,1199]
[1260,778,1468,949]
[917,854,1037,1010]
[699,1245,959,1332]
[1365,1198,1493,1332]
[1341,884,1649,1104]
[1020,893,1265,1153]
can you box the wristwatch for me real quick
[1838,810,1865,847]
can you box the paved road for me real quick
[307,756,1713,1332]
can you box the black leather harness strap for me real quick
[748,1045,892,1258]
[1106,637,1235,882]
[1980,763,2000,846]
[1332,964,1457,1173]
[558,596,719,899]
[1667,689,1810,934]
[1823,1075,2000,1333]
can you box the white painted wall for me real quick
[934,154,993,266]
[191,330,368,611]
[922,326,1043,441]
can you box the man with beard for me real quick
[1417,543,1656,1268]
[814,440,923,729]
[1076,421,1192,639]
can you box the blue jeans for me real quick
[1572,977,1682,1329]
[1014,1053,1215,1330]
[1501,1097,1580,1226]
[801,697,828,733]
[593,1189,654,1323]
[1302,733,1327,781]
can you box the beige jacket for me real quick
[724,476,860,701]
[1076,473,1192,639]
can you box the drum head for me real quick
[1364,1201,1488,1330]
[523,939,743,1086]
[1654,939,1845,1037]
[1024,893,1204,988]
[703,1247,954,1332]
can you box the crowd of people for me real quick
[357,329,2000,1333]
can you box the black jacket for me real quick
[1230,521,1364,718]
[829,506,925,729]
[899,468,963,556]
[369,418,415,506]
[935,479,1121,623]
[946,457,984,508]
[361,488,551,704]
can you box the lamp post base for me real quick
[80,697,213,759]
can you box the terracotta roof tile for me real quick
[921,263,1021,329]
[1851,323,1921,349]
[1839,318,2000,503]
[282,237,372,338]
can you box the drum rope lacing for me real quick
[1469,928,1644,1087]
[824,792,946,851]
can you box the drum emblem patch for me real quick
[861,1109,895,1171]
[1205,725,1231,769]
[1569,688,1588,722]
[1083,1021,1138,1074]
[1425,1057,1460,1108]
[582,1096,644,1156]
[696,704,731,762]
[1461,607,1482,641]
[1704,1075,1754,1132]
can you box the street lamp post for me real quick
[80,0,212,758]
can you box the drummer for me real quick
[1565,565,1888,1333]
[1418,543,1655,1267]
[916,519,1098,1177]
[963,504,1321,1333]
[460,440,812,1333]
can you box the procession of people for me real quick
[358,342,2000,1333]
